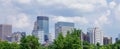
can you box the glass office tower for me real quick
[32,16,49,43]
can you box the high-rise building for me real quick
[115,34,120,42]
[103,37,112,45]
[115,38,119,42]
[82,33,90,43]
[55,22,74,38]
[49,33,55,43]
[118,33,120,40]
[0,24,12,41]
[32,16,49,43]
[87,27,103,45]
[115,34,120,43]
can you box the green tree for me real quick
[53,29,82,49]
[54,33,65,49]
[20,35,40,49]
[10,42,20,49]
[96,42,101,49]
[0,41,20,49]
[113,40,120,49]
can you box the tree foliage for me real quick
[0,41,20,49]
[20,35,40,49]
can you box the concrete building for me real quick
[87,27,103,45]
[118,33,120,40]
[49,33,54,42]
[115,34,120,42]
[103,37,112,45]
[12,32,26,43]
[32,16,49,44]
[32,30,44,44]
[82,33,90,43]
[115,38,119,42]
[38,31,44,44]
[0,24,12,41]
[55,22,74,38]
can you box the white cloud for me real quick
[37,0,107,12]
[109,1,117,9]
[52,16,88,25]
[14,0,31,4]
[94,10,111,27]
[114,4,120,21]
[52,16,73,22]
[7,13,31,29]
[69,3,95,12]
[0,0,12,6]
[73,16,89,24]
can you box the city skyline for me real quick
[0,0,120,43]
[0,17,115,44]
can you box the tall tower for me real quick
[32,16,49,43]
[0,24,12,41]
[103,37,112,45]
[87,27,103,45]
[55,22,74,38]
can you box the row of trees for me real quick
[0,41,19,49]
[0,36,41,49]
[0,29,120,49]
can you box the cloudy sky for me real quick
[0,0,120,42]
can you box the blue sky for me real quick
[0,0,120,42]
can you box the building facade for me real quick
[32,16,49,43]
[49,33,54,42]
[115,38,119,42]
[118,33,120,40]
[82,33,90,43]
[55,22,74,38]
[0,24,12,41]
[103,37,112,45]
[87,27,103,45]
[12,32,26,43]
[115,34,120,42]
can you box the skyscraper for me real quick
[103,37,112,45]
[32,16,49,43]
[115,38,119,42]
[118,33,120,40]
[115,33,120,42]
[0,24,12,41]
[55,22,74,38]
[87,27,103,45]
[82,33,90,43]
